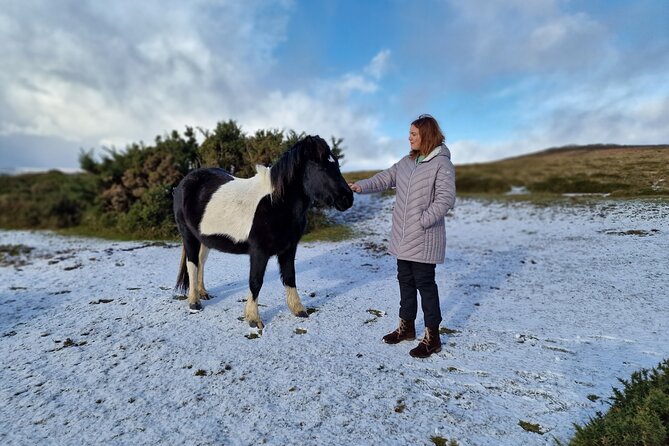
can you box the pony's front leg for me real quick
[278,245,308,318]
[244,251,270,329]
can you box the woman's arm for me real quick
[419,160,456,228]
[352,161,400,194]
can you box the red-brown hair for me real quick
[409,114,445,159]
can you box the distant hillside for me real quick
[344,144,669,197]
[505,143,668,160]
[457,144,668,196]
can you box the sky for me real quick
[1,0,668,172]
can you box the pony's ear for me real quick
[306,135,330,161]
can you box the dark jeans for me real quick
[397,259,442,328]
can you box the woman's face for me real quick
[409,125,421,150]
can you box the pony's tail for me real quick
[175,245,189,294]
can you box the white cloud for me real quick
[235,50,402,171]
[364,49,391,80]
[333,74,379,95]
[398,0,669,164]
[451,74,669,165]
[517,70,669,146]
[226,53,403,172]
[0,1,399,171]
[2,1,666,172]
[446,0,615,81]
[0,0,294,155]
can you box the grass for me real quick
[439,327,460,335]
[456,145,669,197]
[342,170,381,184]
[300,223,354,243]
[55,225,178,242]
[51,219,355,244]
[0,244,33,257]
[0,244,34,267]
[519,420,544,434]
[430,436,460,446]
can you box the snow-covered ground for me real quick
[1,196,667,445]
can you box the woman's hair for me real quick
[410,114,445,159]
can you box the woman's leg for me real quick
[412,262,442,328]
[383,259,418,344]
[409,262,442,357]
[397,259,418,322]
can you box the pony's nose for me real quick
[336,189,354,211]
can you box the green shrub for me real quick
[117,185,177,239]
[568,359,669,446]
[456,174,510,193]
[0,171,97,229]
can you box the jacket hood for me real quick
[422,144,451,163]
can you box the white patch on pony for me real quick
[286,286,306,315]
[200,165,273,242]
[244,292,264,329]
[186,261,199,305]
[328,154,337,163]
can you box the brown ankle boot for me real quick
[382,319,416,344]
[409,327,442,358]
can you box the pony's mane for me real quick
[270,137,318,202]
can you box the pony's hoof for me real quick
[200,292,212,300]
[249,320,265,330]
[296,311,308,318]
[189,302,203,313]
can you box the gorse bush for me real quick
[79,127,200,239]
[0,120,345,239]
[0,171,97,229]
[568,359,669,446]
[116,186,176,239]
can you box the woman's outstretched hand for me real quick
[348,182,361,193]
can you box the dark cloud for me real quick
[0,133,87,171]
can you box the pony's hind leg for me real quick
[278,245,308,318]
[244,251,270,329]
[197,245,211,300]
[183,232,203,313]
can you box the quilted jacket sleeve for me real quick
[419,158,456,228]
[356,160,400,193]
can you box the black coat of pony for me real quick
[173,135,353,328]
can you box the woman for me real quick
[349,114,456,358]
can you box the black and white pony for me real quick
[173,135,353,328]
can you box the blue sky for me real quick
[1,0,668,172]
